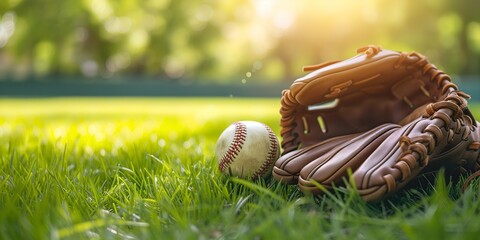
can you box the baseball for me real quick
[215,121,280,179]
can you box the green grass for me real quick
[0,97,479,240]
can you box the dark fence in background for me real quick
[0,80,289,98]
[0,77,478,101]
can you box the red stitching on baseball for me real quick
[219,122,247,172]
[252,124,279,179]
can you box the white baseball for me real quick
[215,121,280,179]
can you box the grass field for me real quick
[0,98,480,240]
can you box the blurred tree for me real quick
[0,0,249,81]
[448,0,480,75]
[0,0,478,82]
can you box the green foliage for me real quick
[1,0,480,81]
[0,98,480,239]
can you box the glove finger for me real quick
[273,133,359,184]
[353,96,476,201]
[351,119,432,201]
[298,123,399,194]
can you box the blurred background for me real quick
[0,0,479,98]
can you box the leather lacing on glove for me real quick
[395,91,477,189]
[401,49,480,193]
[399,92,470,166]
[277,45,480,199]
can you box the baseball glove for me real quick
[273,45,480,201]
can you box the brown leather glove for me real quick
[273,45,480,201]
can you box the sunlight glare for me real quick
[88,124,98,136]
[54,127,66,139]
[251,0,380,35]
